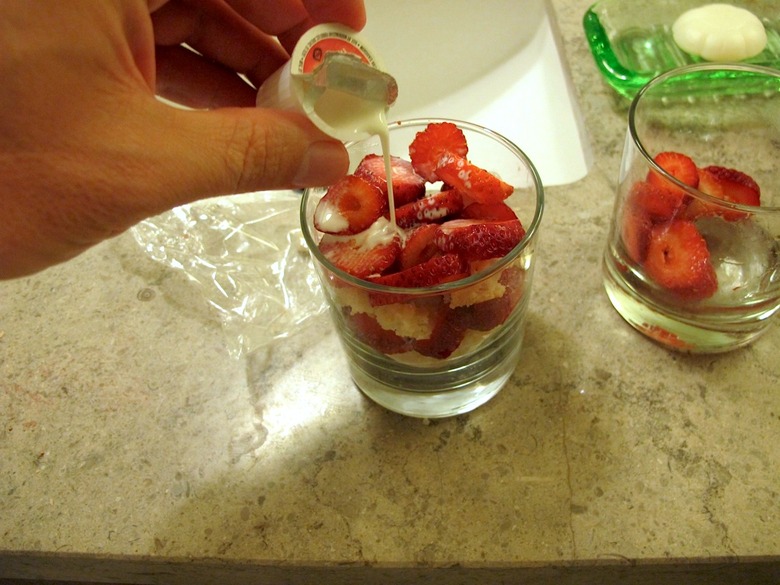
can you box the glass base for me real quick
[341,316,525,418]
[352,366,512,419]
[603,254,773,353]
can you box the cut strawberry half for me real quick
[399,223,442,270]
[319,231,400,279]
[371,253,466,289]
[620,203,653,264]
[648,152,699,189]
[461,201,518,221]
[354,154,426,207]
[313,175,387,235]
[368,253,467,306]
[453,266,524,331]
[639,323,695,351]
[435,219,525,261]
[344,309,412,354]
[413,308,467,359]
[395,189,464,229]
[685,165,761,221]
[643,219,718,301]
[408,121,469,182]
[627,179,688,222]
[435,155,514,204]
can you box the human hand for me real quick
[0,0,365,278]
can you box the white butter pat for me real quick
[672,4,767,62]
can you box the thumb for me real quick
[124,100,350,216]
[0,97,351,279]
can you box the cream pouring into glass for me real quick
[255,24,400,228]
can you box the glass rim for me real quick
[628,63,780,215]
[300,117,545,295]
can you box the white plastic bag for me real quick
[131,190,328,358]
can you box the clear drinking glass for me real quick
[301,119,544,417]
[603,64,780,352]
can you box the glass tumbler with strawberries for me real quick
[603,64,780,352]
[301,119,544,418]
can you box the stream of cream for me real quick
[313,89,399,232]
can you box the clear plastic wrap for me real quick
[131,190,328,358]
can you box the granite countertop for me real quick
[1,0,779,583]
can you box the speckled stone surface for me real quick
[1,0,779,583]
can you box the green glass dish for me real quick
[583,0,780,99]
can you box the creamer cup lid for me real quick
[290,23,384,75]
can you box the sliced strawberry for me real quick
[460,201,518,222]
[354,154,426,207]
[343,309,412,354]
[453,266,524,331]
[647,151,699,194]
[368,253,467,306]
[395,189,464,229]
[435,154,514,204]
[499,264,525,295]
[457,294,516,333]
[685,165,761,221]
[435,219,525,261]
[413,308,466,359]
[371,253,466,289]
[627,179,687,222]
[639,323,695,351]
[399,223,442,270]
[643,219,718,301]
[314,175,387,235]
[700,165,760,204]
[319,231,400,279]
[620,203,653,264]
[408,121,469,182]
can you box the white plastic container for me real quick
[256,24,397,142]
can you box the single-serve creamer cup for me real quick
[255,23,397,142]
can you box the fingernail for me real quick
[293,140,349,188]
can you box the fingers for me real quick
[155,45,257,108]
[152,0,367,103]
[151,0,289,90]
[128,99,349,215]
[222,0,309,35]
[222,0,366,51]
[0,95,349,279]
[222,0,366,35]
[302,0,366,30]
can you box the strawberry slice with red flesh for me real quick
[643,219,718,301]
[318,232,400,279]
[630,151,699,222]
[399,223,442,270]
[461,201,518,221]
[368,253,467,306]
[354,154,426,207]
[409,121,469,182]
[620,203,653,264]
[648,152,699,191]
[314,175,387,235]
[686,165,761,221]
[343,309,412,354]
[413,308,467,359]
[435,154,514,204]
[395,189,464,229]
[628,180,688,222]
[453,266,525,331]
[371,253,466,289]
[435,219,525,261]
